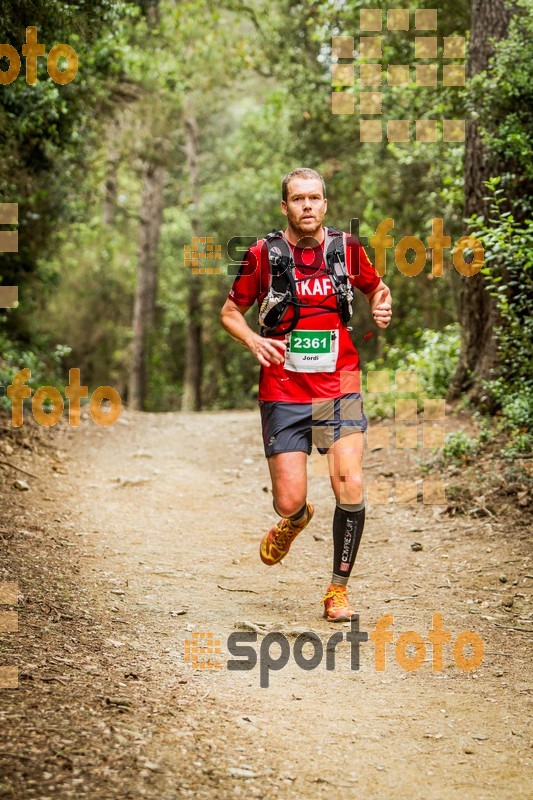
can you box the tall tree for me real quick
[129,158,166,409]
[447,0,516,403]
[102,117,121,228]
[181,108,203,411]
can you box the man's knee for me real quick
[339,474,364,504]
[273,496,307,518]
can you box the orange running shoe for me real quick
[259,502,314,566]
[322,584,356,622]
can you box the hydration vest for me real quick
[258,227,353,337]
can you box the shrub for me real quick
[0,322,70,415]
[363,324,460,419]
[471,178,533,454]
[442,431,477,462]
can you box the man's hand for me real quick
[248,332,286,367]
[370,286,392,329]
[221,298,286,366]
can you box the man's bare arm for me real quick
[220,298,287,367]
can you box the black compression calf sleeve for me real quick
[331,502,365,585]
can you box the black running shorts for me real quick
[259,393,368,458]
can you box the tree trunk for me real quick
[447,0,515,404]
[181,109,203,412]
[128,159,165,410]
[103,130,119,226]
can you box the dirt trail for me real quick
[1,409,531,799]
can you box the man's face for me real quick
[281,177,327,237]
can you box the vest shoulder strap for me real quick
[264,230,293,270]
[259,231,298,336]
[324,227,347,278]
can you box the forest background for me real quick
[0,0,531,462]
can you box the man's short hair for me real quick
[282,168,326,202]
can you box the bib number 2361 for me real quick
[284,330,338,373]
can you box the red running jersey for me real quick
[228,232,381,402]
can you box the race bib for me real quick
[284,330,339,373]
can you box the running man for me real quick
[220,168,392,621]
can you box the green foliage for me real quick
[442,431,478,462]
[400,325,461,398]
[471,178,533,453]
[38,216,136,393]
[363,324,460,419]
[469,0,533,213]
[0,321,70,413]
[0,0,136,352]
